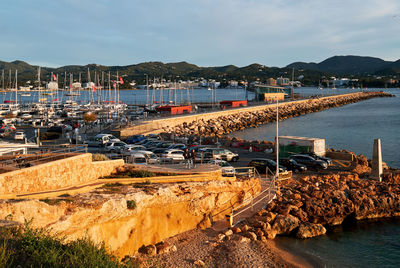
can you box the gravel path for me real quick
[138,227,311,268]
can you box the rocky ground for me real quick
[129,226,310,268]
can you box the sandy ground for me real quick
[137,226,312,268]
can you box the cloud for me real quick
[0,0,399,67]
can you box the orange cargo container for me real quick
[219,100,247,109]
[156,105,192,115]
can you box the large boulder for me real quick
[296,223,326,239]
[272,214,300,235]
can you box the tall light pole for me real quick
[145,74,149,106]
[275,97,279,182]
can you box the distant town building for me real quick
[266,78,277,86]
[329,78,350,87]
[229,80,239,87]
[46,81,58,90]
[276,77,290,86]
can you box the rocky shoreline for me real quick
[224,159,400,243]
[164,92,394,138]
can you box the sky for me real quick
[0,0,399,68]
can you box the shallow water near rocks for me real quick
[275,218,400,268]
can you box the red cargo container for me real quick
[219,100,247,109]
[156,105,192,115]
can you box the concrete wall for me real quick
[0,154,124,197]
[115,93,360,138]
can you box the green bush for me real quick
[92,154,110,161]
[127,170,154,178]
[126,200,136,210]
[0,223,122,267]
[40,132,60,140]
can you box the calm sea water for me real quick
[230,87,400,267]
[231,88,400,168]
[1,87,254,105]
[276,218,400,268]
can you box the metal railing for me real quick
[0,145,88,170]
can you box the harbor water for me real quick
[231,88,400,169]
[230,87,400,267]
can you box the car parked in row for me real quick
[126,152,148,164]
[160,149,185,163]
[280,159,307,173]
[126,135,146,144]
[248,158,287,175]
[208,159,235,177]
[301,152,332,165]
[105,141,127,153]
[197,148,239,162]
[121,145,146,156]
[289,154,328,170]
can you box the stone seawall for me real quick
[0,154,124,197]
[0,178,261,257]
[169,91,393,138]
[114,92,393,138]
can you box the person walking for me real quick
[191,149,196,168]
[184,148,191,169]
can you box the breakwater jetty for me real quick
[169,91,393,138]
[115,92,393,138]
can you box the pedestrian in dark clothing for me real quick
[184,148,191,169]
[191,150,196,168]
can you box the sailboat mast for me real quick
[15,69,18,105]
[1,69,4,91]
[38,67,41,103]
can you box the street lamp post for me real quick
[275,97,279,184]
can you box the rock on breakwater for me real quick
[165,92,394,138]
[232,171,400,242]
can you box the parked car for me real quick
[84,134,120,147]
[209,159,235,177]
[198,148,239,162]
[126,135,146,144]
[126,152,148,164]
[301,152,332,165]
[105,141,127,153]
[167,143,187,150]
[152,148,167,157]
[14,131,26,140]
[122,145,146,156]
[135,150,160,164]
[248,158,287,174]
[280,159,307,173]
[289,155,328,170]
[160,149,185,163]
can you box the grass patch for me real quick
[92,154,110,161]
[103,183,124,188]
[0,222,123,267]
[40,198,74,206]
[127,170,155,178]
[126,200,136,210]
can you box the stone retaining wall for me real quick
[0,154,124,197]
